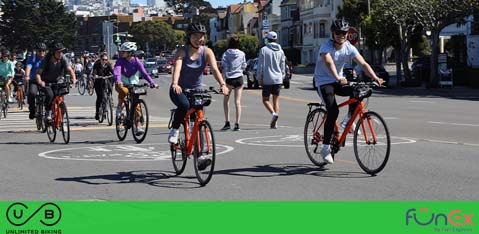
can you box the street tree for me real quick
[164,0,212,15]
[411,0,479,87]
[214,34,258,60]
[131,20,177,54]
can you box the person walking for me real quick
[220,36,246,131]
[256,31,286,129]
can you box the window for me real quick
[320,23,325,38]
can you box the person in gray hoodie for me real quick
[220,36,247,131]
[256,31,286,129]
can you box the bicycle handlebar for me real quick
[183,86,222,95]
[348,81,381,88]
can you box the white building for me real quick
[147,0,167,8]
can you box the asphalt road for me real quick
[0,73,478,200]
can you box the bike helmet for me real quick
[2,50,11,57]
[119,42,137,52]
[331,18,350,32]
[35,42,47,50]
[50,42,66,52]
[186,23,207,45]
[15,62,23,68]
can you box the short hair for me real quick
[228,36,240,49]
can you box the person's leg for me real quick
[43,86,54,119]
[319,84,338,145]
[115,84,128,115]
[94,80,103,119]
[5,79,12,102]
[168,87,189,143]
[336,84,357,116]
[28,82,39,118]
[262,85,275,114]
[234,83,243,125]
[222,84,232,130]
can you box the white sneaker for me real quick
[135,127,145,136]
[320,145,334,164]
[168,128,180,144]
[340,113,351,129]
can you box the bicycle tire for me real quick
[353,111,391,175]
[115,103,128,141]
[171,122,187,175]
[106,96,113,126]
[78,78,85,95]
[98,99,105,123]
[88,80,94,96]
[60,103,70,144]
[46,114,56,142]
[36,101,45,131]
[193,120,216,186]
[17,89,23,110]
[304,108,328,167]
[132,99,149,143]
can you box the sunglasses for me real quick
[101,59,108,61]
[38,50,46,52]
[334,30,348,36]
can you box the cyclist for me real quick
[73,58,83,80]
[313,18,383,164]
[0,50,15,103]
[113,41,158,134]
[26,42,47,119]
[12,62,25,103]
[92,52,113,120]
[168,23,229,144]
[36,42,77,120]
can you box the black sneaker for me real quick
[197,155,212,171]
[29,112,35,120]
[234,123,240,131]
[95,113,99,120]
[221,121,231,130]
[270,115,279,129]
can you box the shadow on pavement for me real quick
[56,170,202,189]
[215,163,373,179]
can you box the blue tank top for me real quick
[178,46,206,89]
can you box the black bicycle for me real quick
[96,75,114,126]
[115,83,152,143]
[0,76,9,119]
[35,88,46,132]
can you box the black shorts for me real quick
[225,77,243,89]
[262,84,281,97]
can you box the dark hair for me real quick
[228,36,240,49]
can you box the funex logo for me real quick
[406,208,474,227]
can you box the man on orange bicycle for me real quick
[36,42,77,121]
[313,18,383,164]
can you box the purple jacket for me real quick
[113,57,154,85]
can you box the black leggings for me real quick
[94,79,112,113]
[318,82,357,144]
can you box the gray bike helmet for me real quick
[331,18,350,32]
[186,23,207,45]
[35,42,47,50]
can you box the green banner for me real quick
[0,202,476,234]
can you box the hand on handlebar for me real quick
[338,77,348,86]
[150,83,159,89]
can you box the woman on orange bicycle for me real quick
[168,22,229,144]
[313,18,383,164]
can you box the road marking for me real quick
[410,100,436,104]
[428,121,479,127]
[38,143,234,161]
[383,117,400,120]
[412,138,479,147]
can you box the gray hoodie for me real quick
[256,42,286,85]
[221,49,246,79]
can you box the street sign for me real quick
[263,20,269,30]
[348,27,359,45]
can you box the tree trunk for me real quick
[395,48,402,87]
[429,30,440,88]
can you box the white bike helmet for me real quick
[119,42,137,52]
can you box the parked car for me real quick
[157,59,172,74]
[283,64,292,89]
[244,58,259,89]
[143,58,158,78]
[361,64,390,86]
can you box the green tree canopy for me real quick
[0,0,76,51]
[131,20,177,54]
[214,34,259,60]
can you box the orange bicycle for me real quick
[14,80,25,110]
[44,79,71,144]
[304,82,390,175]
[169,87,220,186]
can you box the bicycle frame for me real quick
[182,108,211,156]
[333,98,377,148]
[51,95,64,129]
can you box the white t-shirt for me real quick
[74,63,83,73]
[313,40,359,87]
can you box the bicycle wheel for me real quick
[115,103,128,141]
[60,103,70,144]
[46,113,56,142]
[106,96,113,126]
[193,120,216,186]
[17,88,23,110]
[304,108,328,166]
[88,80,94,96]
[353,111,391,175]
[171,122,187,175]
[78,78,85,95]
[98,99,105,123]
[132,99,149,143]
[36,101,45,132]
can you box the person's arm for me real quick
[321,53,347,85]
[171,49,184,94]
[66,65,76,85]
[257,49,264,84]
[25,57,32,81]
[206,47,228,95]
[36,60,45,87]
[352,54,384,84]
[281,53,286,80]
[113,60,122,86]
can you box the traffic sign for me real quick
[348,27,359,45]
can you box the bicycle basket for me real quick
[54,84,70,96]
[353,84,372,99]
[133,87,147,95]
[190,93,212,108]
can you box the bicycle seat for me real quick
[307,103,322,107]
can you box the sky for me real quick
[130,0,243,8]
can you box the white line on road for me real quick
[428,121,479,127]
